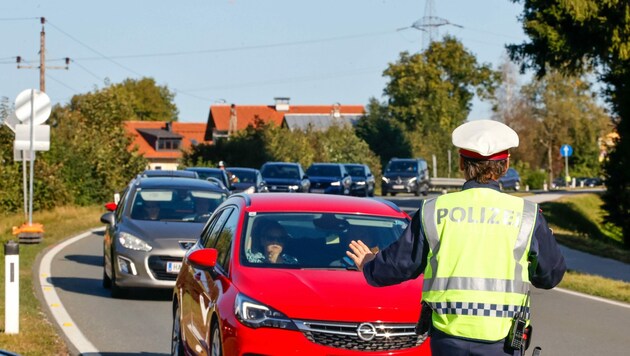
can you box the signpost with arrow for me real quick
[2,89,52,243]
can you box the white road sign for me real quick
[2,112,20,133]
[14,124,50,151]
[14,89,51,126]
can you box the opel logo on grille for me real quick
[356,322,377,341]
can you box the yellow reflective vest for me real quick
[420,188,537,341]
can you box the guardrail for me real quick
[429,177,465,189]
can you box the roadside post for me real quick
[560,144,573,189]
[4,240,19,334]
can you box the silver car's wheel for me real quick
[210,322,222,356]
[171,304,185,356]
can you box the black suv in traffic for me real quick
[381,158,430,196]
[306,163,352,195]
[260,162,310,193]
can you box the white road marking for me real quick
[554,287,630,309]
[38,229,101,354]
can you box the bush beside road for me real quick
[0,194,628,354]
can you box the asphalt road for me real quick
[44,192,630,355]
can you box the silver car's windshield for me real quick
[130,188,226,222]
[240,213,408,269]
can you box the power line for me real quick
[70,59,106,82]
[0,17,39,21]
[45,19,143,77]
[68,29,398,61]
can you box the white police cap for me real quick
[452,120,519,160]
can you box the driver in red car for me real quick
[246,219,298,264]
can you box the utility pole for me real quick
[17,17,69,93]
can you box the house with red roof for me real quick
[207,97,365,140]
[125,98,366,169]
[124,121,210,170]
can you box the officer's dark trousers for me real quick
[430,328,521,356]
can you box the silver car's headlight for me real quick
[118,232,152,252]
[235,293,297,330]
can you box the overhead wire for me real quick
[45,19,144,77]
[71,29,398,61]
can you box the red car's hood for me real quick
[234,268,423,323]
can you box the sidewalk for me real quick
[525,191,630,283]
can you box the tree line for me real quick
[0,32,624,246]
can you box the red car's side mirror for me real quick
[104,202,117,212]
[188,248,218,269]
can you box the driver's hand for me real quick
[346,240,376,272]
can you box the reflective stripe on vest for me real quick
[426,301,531,319]
[420,190,537,341]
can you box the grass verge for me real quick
[0,205,104,356]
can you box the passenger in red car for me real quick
[247,219,298,264]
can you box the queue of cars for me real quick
[99,169,431,354]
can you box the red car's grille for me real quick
[148,256,181,281]
[295,320,427,351]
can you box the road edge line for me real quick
[36,228,102,355]
[554,287,630,308]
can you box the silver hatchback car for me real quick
[100,176,227,298]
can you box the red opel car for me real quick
[171,193,430,355]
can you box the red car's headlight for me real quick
[234,293,297,330]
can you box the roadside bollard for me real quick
[4,240,19,334]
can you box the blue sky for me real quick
[1,0,527,123]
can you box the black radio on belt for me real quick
[507,291,532,350]
[507,313,527,349]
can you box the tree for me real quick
[110,78,179,121]
[508,0,629,247]
[355,98,412,167]
[520,71,610,183]
[382,36,500,176]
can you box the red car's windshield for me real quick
[240,212,408,269]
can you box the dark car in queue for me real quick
[141,169,199,179]
[171,193,430,355]
[100,176,228,298]
[344,163,375,197]
[226,167,268,193]
[306,162,352,195]
[381,158,430,196]
[185,167,233,191]
[260,161,310,193]
[498,167,521,191]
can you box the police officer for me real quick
[347,120,566,356]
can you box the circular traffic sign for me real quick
[560,144,573,157]
[14,89,51,125]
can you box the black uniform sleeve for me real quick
[363,207,429,287]
[528,210,567,289]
